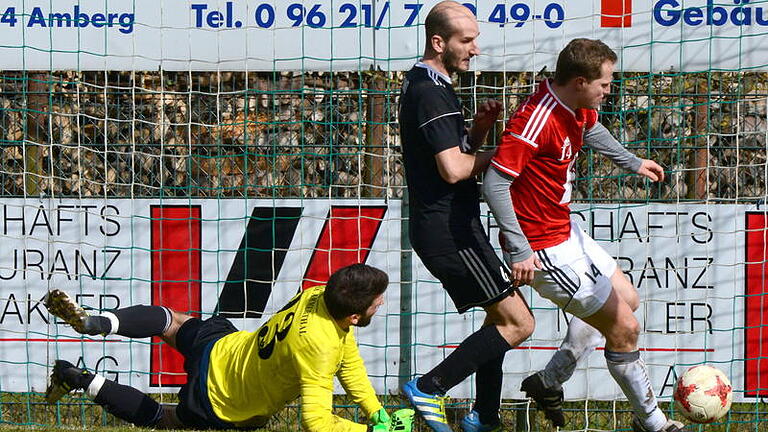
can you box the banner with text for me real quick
[411,203,763,402]
[0,0,765,71]
[0,199,765,402]
[0,198,402,394]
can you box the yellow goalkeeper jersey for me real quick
[206,285,382,431]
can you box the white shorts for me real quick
[506,222,618,318]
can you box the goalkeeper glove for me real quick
[389,408,415,432]
[370,408,415,432]
[370,408,391,431]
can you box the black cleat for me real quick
[521,372,565,427]
[45,360,92,404]
[631,417,685,432]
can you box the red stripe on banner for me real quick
[745,212,768,397]
[439,345,714,352]
[150,206,201,386]
[302,206,387,290]
[601,0,632,27]
[0,338,122,343]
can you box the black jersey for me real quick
[399,63,482,257]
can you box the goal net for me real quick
[0,0,766,429]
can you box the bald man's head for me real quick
[424,1,476,49]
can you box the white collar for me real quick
[415,61,452,84]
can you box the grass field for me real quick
[1,393,766,431]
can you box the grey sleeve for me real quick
[584,122,642,173]
[481,166,533,263]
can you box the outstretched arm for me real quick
[584,122,665,182]
[297,345,372,432]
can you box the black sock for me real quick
[86,305,171,338]
[94,380,162,427]
[418,325,511,395]
[473,353,504,425]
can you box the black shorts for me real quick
[420,241,515,313]
[174,316,239,429]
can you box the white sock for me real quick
[605,350,667,431]
[85,374,106,400]
[100,311,120,335]
[539,317,605,389]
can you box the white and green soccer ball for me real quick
[673,365,733,424]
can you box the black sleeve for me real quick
[411,84,465,155]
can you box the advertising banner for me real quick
[0,199,765,403]
[0,0,766,71]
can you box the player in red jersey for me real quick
[483,39,685,432]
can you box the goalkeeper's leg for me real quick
[45,289,192,348]
[45,359,182,428]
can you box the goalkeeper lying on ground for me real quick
[44,263,414,432]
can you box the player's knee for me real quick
[163,310,192,339]
[519,313,535,339]
[612,316,639,348]
[496,313,534,346]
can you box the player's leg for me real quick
[45,359,168,427]
[461,292,533,432]
[525,269,638,423]
[173,315,241,429]
[579,289,681,432]
[527,226,682,432]
[404,244,533,432]
[45,289,192,348]
[467,292,533,429]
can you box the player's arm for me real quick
[336,330,382,418]
[426,99,502,184]
[584,122,665,182]
[435,148,494,184]
[482,166,540,284]
[295,345,368,432]
[467,100,503,152]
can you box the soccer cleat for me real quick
[520,372,565,427]
[402,378,453,432]
[44,289,88,333]
[460,410,501,432]
[45,360,91,404]
[44,289,92,334]
[390,408,416,432]
[631,417,685,432]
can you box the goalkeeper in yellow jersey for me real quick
[44,263,414,432]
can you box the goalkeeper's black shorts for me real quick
[174,316,238,429]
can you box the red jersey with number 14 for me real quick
[491,79,598,251]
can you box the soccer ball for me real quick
[673,365,733,423]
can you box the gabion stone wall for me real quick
[1,70,766,201]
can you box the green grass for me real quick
[0,393,766,431]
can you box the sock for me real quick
[605,350,667,431]
[89,376,163,427]
[472,353,504,425]
[84,306,171,338]
[539,317,604,389]
[418,325,511,395]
